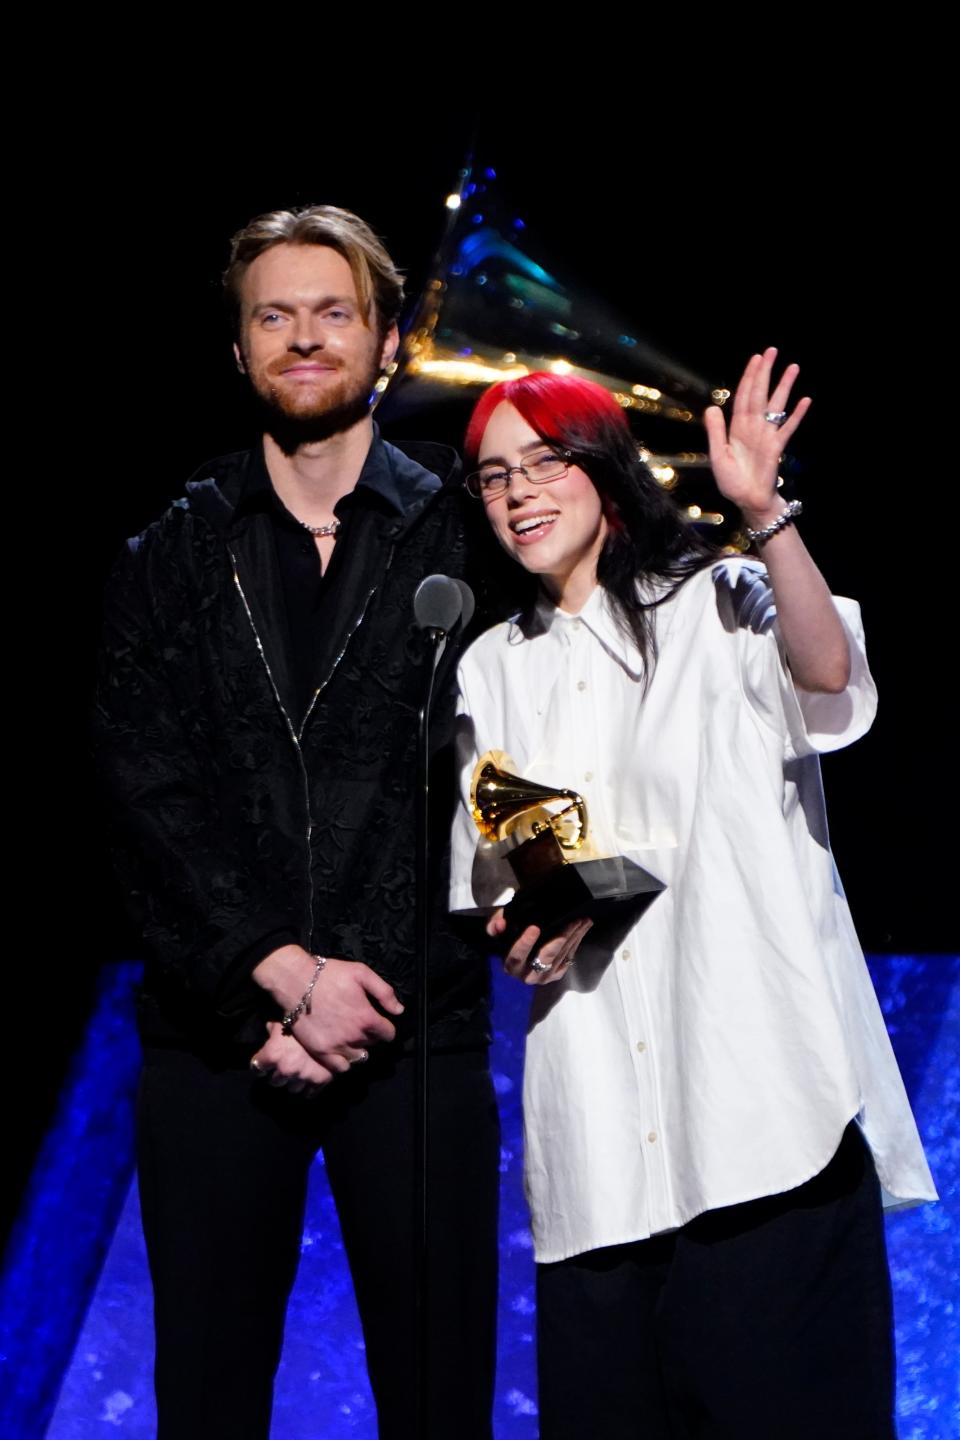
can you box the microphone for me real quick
[413,575,472,636]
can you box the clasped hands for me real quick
[250,946,404,1096]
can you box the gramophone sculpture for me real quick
[470,752,665,935]
[376,157,747,548]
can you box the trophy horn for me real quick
[470,752,588,853]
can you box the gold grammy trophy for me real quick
[470,752,664,935]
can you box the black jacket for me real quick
[94,435,491,1053]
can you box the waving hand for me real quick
[703,347,811,525]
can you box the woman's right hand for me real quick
[486,910,593,984]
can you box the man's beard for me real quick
[248,357,382,454]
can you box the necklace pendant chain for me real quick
[301,518,341,538]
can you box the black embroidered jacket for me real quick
[94,436,491,1053]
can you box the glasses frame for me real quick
[464,447,573,501]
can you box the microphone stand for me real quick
[411,575,471,1438]
[414,628,442,1439]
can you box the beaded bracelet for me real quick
[281,954,328,1036]
[746,498,803,546]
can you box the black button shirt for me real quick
[237,436,407,725]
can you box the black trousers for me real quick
[137,1044,500,1440]
[537,1124,895,1440]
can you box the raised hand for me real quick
[702,347,811,526]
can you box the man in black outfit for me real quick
[95,205,499,1440]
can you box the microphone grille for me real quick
[413,574,463,632]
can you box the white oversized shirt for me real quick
[451,560,936,1264]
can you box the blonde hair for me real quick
[224,204,404,337]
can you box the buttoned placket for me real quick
[618,937,671,1233]
[559,615,601,829]
[561,612,671,1236]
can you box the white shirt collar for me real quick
[531,585,645,680]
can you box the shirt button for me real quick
[647,1131,658,1143]
[635,1040,646,1054]
[622,949,631,962]
[584,770,594,781]
[577,680,587,692]
[572,619,582,630]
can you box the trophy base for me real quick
[503,854,665,937]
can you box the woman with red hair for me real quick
[450,352,934,1439]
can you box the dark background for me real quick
[9,96,949,1244]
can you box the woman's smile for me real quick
[479,402,608,610]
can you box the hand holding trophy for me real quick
[470,751,664,939]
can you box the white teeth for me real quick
[514,514,558,535]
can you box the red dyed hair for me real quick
[464,371,716,668]
[464,371,631,467]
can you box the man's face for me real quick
[235,243,398,435]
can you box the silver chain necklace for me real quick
[298,517,341,538]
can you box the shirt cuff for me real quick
[777,598,878,757]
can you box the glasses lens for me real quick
[475,468,509,498]
[526,451,568,483]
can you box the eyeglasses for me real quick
[464,448,572,501]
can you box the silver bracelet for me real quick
[746,498,803,546]
[281,954,328,1036]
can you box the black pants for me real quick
[537,1124,895,1440]
[137,1044,500,1440]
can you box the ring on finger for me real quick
[353,1050,369,1065]
[530,957,552,975]
[763,410,788,427]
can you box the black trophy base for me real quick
[502,854,665,938]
